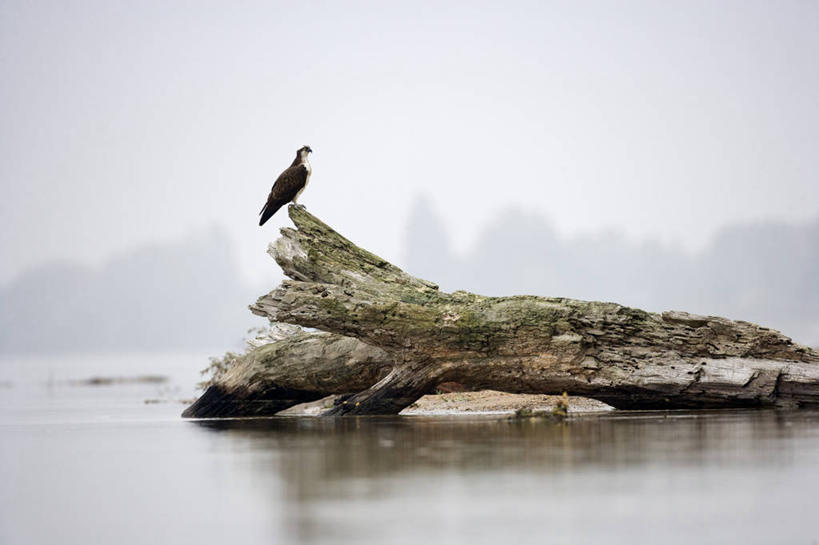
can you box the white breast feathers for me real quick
[303,160,312,186]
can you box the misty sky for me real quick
[2,0,818,288]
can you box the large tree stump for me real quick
[183,206,819,417]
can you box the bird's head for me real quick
[298,145,313,161]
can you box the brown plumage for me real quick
[259,145,312,226]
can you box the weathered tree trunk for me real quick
[183,205,819,417]
[182,331,390,417]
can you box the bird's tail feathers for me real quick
[259,201,285,226]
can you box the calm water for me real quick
[1,353,819,545]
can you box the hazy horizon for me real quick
[4,198,818,288]
[2,200,817,353]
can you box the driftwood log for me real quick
[182,330,390,417]
[183,206,819,417]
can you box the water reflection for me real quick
[189,411,819,545]
[193,411,810,477]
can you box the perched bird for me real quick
[258,145,313,226]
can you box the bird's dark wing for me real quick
[259,164,308,226]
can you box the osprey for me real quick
[258,145,313,226]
